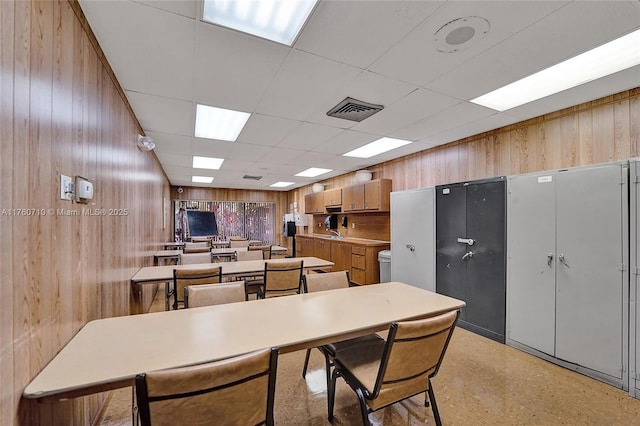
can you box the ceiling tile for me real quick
[194,22,290,111]
[126,91,194,136]
[278,122,345,150]
[295,0,442,68]
[133,0,198,19]
[81,0,195,100]
[255,50,362,121]
[236,113,301,146]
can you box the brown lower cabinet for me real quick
[295,235,389,285]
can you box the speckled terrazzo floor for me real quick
[98,291,640,425]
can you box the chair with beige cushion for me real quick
[301,271,385,391]
[328,310,460,426]
[249,245,272,259]
[183,246,211,254]
[178,252,212,265]
[229,239,250,248]
[136,347,278,426]
[184,281,245,308]
[184,241,209,249]
[190,236,211,245]
[261,260,303,299]
[234,250,265,299]
[172,266,222,310]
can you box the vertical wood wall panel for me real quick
[1,1,170,424]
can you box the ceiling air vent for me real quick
[243,175,263,181]
[326,97,384,122]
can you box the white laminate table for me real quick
[24,282,465,401]
[131,257,334,313]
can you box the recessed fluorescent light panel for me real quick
[195,104,250,141]
[193,156,224,170]
[203,0,317,46]
[471,28,640,111]
[192,176,214,183]
[295,167,332,178]
[270,181,295,188]
[343,137,412,159]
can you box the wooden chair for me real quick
[136,347,278,426]
[262,260,303,299]
[184,281,245,308]
[234,250,265,299]
[172,266,222,310]
[191,236,211,245]
[328,310,460,426]
[249,245,272,259]
[301,271,385,390]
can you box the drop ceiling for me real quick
[79,0,640,191]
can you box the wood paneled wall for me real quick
[171,186,290,247]
[290,88,640,210]
[0,1,170,424]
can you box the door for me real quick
[465,180,506,342]
[436,183,468,325]
[391,188,435,291]
[436,178,506,342]
[507,173,556,355]
[555,165,626,379]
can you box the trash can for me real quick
[378,250,391,283]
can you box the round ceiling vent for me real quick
[434,16,490,53]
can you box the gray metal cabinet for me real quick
[390,188,435,292]
[507,162,628,388]
[629,159,640,399]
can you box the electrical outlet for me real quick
[352,223,355,228]
[60,175,73,201]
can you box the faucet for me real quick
[329,230,341,237]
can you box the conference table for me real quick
[131,257,334,313]
[153,245,288,265]
[23,282,465,402]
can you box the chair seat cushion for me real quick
[320,333,385,358]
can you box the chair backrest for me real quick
[303,270,350,293]
[369,310,459,410]
[191,236,211,244]
[136,347,278,426]
[183,247,211,254]
[263,260,303,298]
[229,239,250,248]
[184,281,245,308]
[185,241,209,249]
[249,245,272,259]
[179,252,212,265]
[228,236,247,241]
[235,250,264,262]
[173,266,222,309]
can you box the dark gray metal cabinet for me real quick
[436,177,506,343]
[507,162,629,388]
[390,188,436,292]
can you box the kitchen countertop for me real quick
[297,234,390,245]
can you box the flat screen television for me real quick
[186,210,218,237]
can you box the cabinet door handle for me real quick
[558,254,569,267]
[406,244,415,252]
[462,251,473,260]
[547,253,553,267]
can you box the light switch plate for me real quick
[60,174,73,201]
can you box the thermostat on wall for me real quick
[75,176,93,203]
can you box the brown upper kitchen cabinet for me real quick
[342,179,392,212]
[304,192,325,214]
[324,188,342,207]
